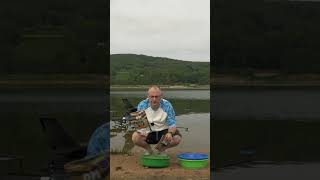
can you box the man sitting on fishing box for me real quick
[131,85,182,155]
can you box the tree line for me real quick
[213,0,320,74]
[110,54,210,85]
[0,0,107,74]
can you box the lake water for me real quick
[2,86,320,177]
[213,87,320,120]
[213,87,320,177]
[110,90,210,152]
[0,88,107,175]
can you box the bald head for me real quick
[147,85,162,110]
[148,85,162,95]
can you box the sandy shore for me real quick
[110,147,210,180]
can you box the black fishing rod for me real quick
[176,126,189,131]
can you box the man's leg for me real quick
[131,131,153,154]
[160,135,182,151]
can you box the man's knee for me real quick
[132,131,139,143]
[132,131,144,144]
[172,135,182,145]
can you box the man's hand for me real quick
[164,132,173,143]
[138,129,149,137]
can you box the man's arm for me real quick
[165,101,177,134]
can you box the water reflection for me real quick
[0,88,106,176]
[210,120,320,180]
[213,120,320,169]
[212,87,320,178]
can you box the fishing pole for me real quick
[176,126,189,131]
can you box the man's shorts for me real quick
[145,129,182,144]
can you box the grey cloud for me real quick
[110,0,210,62]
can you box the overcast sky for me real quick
[110,0,210,62]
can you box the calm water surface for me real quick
[111,113,210,152]
[0,88,106,174]
[213,87,320,178]
[213,87,320,120]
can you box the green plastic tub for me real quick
[140,154,170,168]
[177,153,208,169]
[177,158,208,169]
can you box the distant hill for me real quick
[110,54,210,85]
